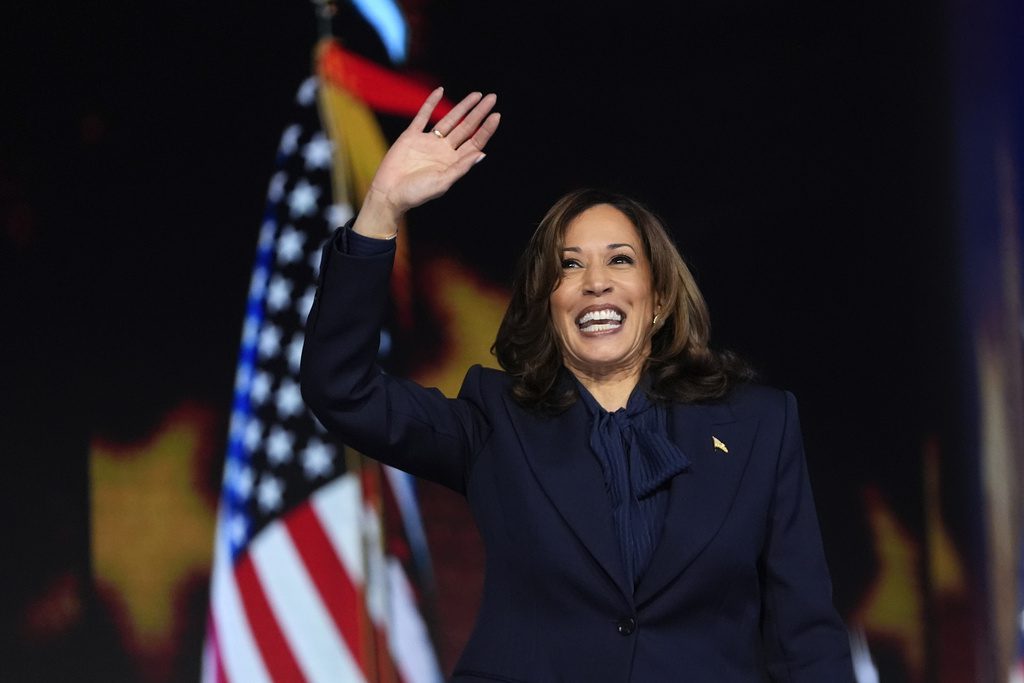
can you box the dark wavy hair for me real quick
[492,189,754,413]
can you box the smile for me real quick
[576,307,624,333]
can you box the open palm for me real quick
[359,88,500,232]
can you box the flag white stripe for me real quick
[311,474,366,585]
[250,519,366,683]
[201,632,217,683]
[361,501,389,627]
[386,557,444,683]
[210,525,272,683]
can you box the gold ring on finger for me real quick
[432,129,446,138]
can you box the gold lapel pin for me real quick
[712,436,729,453]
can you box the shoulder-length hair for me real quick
[492,189,753,413]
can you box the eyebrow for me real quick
[561,243,637,253]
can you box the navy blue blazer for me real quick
[301,238,854,682]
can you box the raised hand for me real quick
[353,88,500,238]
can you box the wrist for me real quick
[352,188,402,239]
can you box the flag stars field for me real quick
[250,371,273,405]
[222,458,238,487]
[288,179,320,218]
[229,411,246,439]
[301,439,335,479]
[235,466,255,500]
[249,268,269,300]
[259,219,277,248]
[257,475,284,512]
[277,225,305,264]
[266,427,295,465]
[243,418,263,452]
[228,514,248,548]
[267,275,293,312]
[258,325,282,358]
[303,132,334,170]
[268,172,288,204]
[242,316,260,346]
[297,76,317,106]
[275,379,304,419]
[279,124,302,156]
[234,365,252,393]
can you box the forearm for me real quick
[299,227,483,492]
[300,228,395,421]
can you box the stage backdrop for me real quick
[1,0,1021,681]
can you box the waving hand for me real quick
[353,88,500,238]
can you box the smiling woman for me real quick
[550,203,657,406]
[300,90,856,682]
[494,189,754,414]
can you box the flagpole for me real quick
[311,0,337,40]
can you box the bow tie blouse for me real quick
[575,379,691,588]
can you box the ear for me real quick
[653,295,672,330]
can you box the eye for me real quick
[609,254,635,265]
[561,258,582,269]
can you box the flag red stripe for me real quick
[318,41,454,120]
[215,644,228,683]
[205,611,229,683]
[235,554,307,682]
[286,503,369,676]
[374,623,406,683]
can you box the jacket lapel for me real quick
[503,394,633,601]
[635,401,759,607]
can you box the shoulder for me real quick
[459,364,513,400]
[464,364,511,385]
[715,381,798,424]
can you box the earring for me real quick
[652,314,660,327]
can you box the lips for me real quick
[576,305,625,333]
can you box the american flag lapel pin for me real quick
[712,436,729,453]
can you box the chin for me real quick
[568,348,645,375]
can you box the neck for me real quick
[572,371,640,412]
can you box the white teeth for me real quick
[577,308,624,334]
[582,322,621,333]
[577,309,623,325]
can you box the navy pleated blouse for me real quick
[574,379,691,588]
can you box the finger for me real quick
[431,91,483,136]
[407,87,445,133]
[461,111,501,153]
[440,149,487,188]
[446,93,497,148]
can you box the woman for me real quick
[301,89,854,682]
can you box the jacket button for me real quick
[616,616,636,636]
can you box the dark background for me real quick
[3,0,1018,680]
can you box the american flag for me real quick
[202,71,442,683]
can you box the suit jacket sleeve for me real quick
[760,391,854,682]
[299,231,490,494]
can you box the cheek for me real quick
[550,313,572,345]
[548,286,572,321]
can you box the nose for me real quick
[582,263,612,296]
